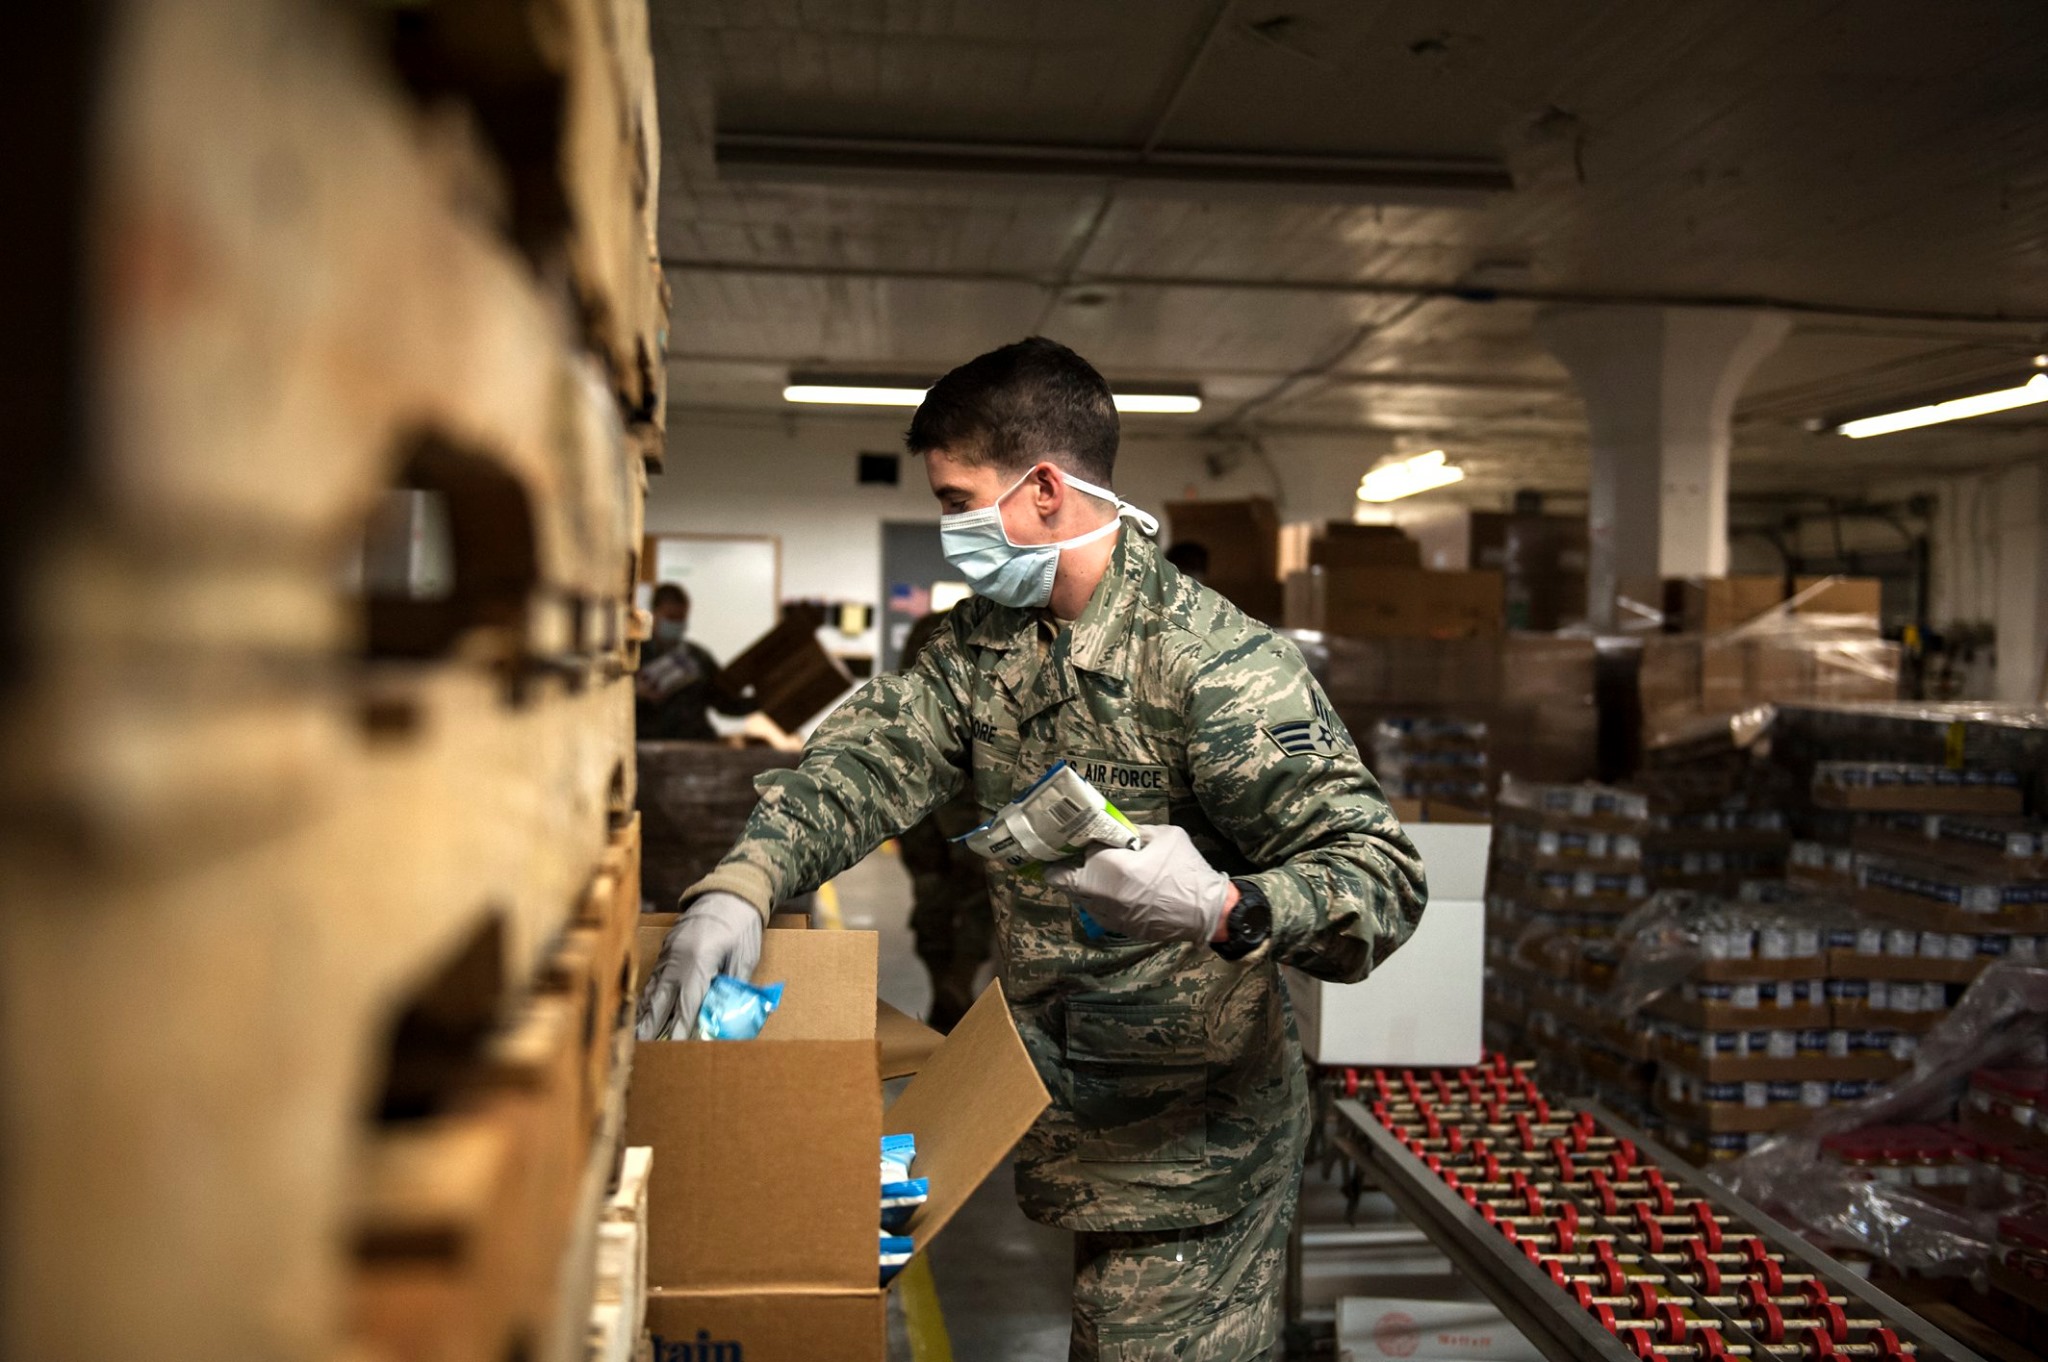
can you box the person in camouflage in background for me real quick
[638,338,1428,1360]
[895,607,998,1033]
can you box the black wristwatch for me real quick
[1213,878,1272,960]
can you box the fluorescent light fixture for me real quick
[1112,391,1203,414]
[783,382,927,406]
[929,581,972,612]
[783,373,1201,413]
[1357,449,1465,502]
[1833,373,2048,439]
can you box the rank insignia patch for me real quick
[1265,692,1349,760]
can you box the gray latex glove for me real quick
[636,892,764,1040]
[1043,824,1234,944]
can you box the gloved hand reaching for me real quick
[1043,824,1235,944]
[636,892,764,1040]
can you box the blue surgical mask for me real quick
[938,468,1158,609]
[653,617,685,646]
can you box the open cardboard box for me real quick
[625,919,1049,1360]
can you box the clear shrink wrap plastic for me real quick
[1714,963,2048,1277]
[1597,889,1850,1018]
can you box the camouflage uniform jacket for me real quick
[685,527,1428,1230]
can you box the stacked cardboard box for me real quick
[1634,575,1884,633]
[1165,497,1283,623]
[1311,523,1424,570]
[0,1,671,1356]
[1638,628,1900,747]
[1641,798,1792,895]
[1285,565,1506,638]
[636,742,804,910]
[1370,718,1490,808]
[1632,895,1934,1162]
[1483,780,1659,1121]
[1470,511,1588,631]
[1304,634,1599,793]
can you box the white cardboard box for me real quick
[1286,823,1492,1067]
[1337,1295,1542,1362]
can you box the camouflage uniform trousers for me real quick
[1068,1113,1306,1362]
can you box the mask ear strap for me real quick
[1057,471,1158,537]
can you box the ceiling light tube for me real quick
[783,374,1201,413]
[1111,386,1202,414]
[1833,373,2048,439]
[1357,449,1466,502]
[782,382,929,406]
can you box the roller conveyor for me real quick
[1323,1058,1988,1362]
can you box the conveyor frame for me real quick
[1329,1094,1989,1362]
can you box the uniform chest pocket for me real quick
[1065,999,1208,1165]
[971,734,1022,812]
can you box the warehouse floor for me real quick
[829,845,1075,1360]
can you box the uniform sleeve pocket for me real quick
[1065,999,1208,1165]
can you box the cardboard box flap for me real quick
[877,999,943,1080]
[633,921,875,1041]
[882,982,1051,1254]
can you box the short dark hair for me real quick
[904,337,1118,485]
[652,583,689,610]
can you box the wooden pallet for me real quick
[0,1,662,1359]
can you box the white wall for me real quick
[647,409,1402,661]
[1870,457,2048,703]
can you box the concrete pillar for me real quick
[1536,307,1791,630]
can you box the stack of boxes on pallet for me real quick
[0,1,668,1359]
[1370,717,1493,815]
[1638,892,1919,1163]
[1483,780,1658,1119]
[1501,702,2048,1167]
[1777,704,2048,994]
[636,743,804,910]
[1310,635,1602,800]
[1634,577,1899,748]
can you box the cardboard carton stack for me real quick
[1165,498,1284,625]
[1305,634,1600,796]
[1285,564,1505,638]
[1370,718,1491,811]
[1482,780,1659,1122]
[1765,704,2048,997]
[1470,511,1588,632]
[635,742,805,910]
[1640,796,1793,895]
[1631,893,1934,1163]
[1634,579,1899,746]
[0,1,671,1355]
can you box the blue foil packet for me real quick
[692,974,784,1041]
[880,1133,917,1181]
[879,1231,915,1285]
[881,1176,929,1232]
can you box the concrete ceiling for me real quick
[649,0,2048,499]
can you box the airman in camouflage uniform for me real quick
[644,338,1427,1360]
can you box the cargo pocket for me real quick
[1066,1000,1208,1164]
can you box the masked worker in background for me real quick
[635,583,756,741]
[894,607,997,1032]
[638,337,1427,1360]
